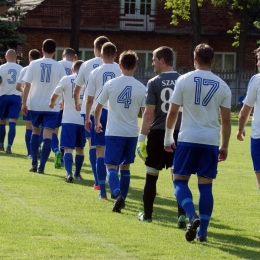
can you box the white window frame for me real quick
[214,52,236,71]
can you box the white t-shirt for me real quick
[98,75,146,137]
[87,63,121,112]
[170,69,231,146]
[23,57,66,112]
[74,57,103,114]
[59,60,73,75]
[53,74,84,125]
[0,62,23,96]
[243,74,260,139]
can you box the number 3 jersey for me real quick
[146,71,181,130]
[0,62,23,96]
[170,69,231,146]
[23,57,66,112]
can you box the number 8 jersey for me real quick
[170,69,231,146]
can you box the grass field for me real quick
[0,115,259,260]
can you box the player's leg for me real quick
[250,137,260,192]
[0,96,8,151]
[24,118,32,158]
[53,127,62,169]
[74,125,85,180]
[0,119,6,151]
[30,125,41,172]
[6,118,17,154]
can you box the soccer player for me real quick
[52,47,77,169]
[0,49,23,153]
[73,36,110,190]
[95,50,146,212]
[16,49,41,158]
[164,43,231,242]
[22,39,66,174]
[137,46,186,225]
[237,47,260,192]
[50,60,85,182]
[85,42,121,200]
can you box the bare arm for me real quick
[16,82,23,92]
[140,106,155,135]
[49,94,59,109]
[237,104,252,141]
[21,83,31,116]
[73,85,82,111]
[85,95,94,132]
[94,103,103,133]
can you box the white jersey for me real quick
[243,73,260,139]
[53,74,84,125]
[170,69,231,146]
[23,57,66,112]
[87,63,121,112]
[17,66,28,85]
[98,75,146,137]
[0,62,23,96]
[59,60,73,75]
[74,57,103,114]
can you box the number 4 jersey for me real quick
[146,71,181,130]
[23,57,66,112]
[170,69,231,146]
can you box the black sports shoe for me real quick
[112,194,125,213]
[196,235,207,242]
[185,215,200,242]
[29,165,37,172]
[37,169,44,174]
[65,174,73,183]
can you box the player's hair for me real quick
[119,50,138,70]
[62,48,76,57]
[29,49,40,60]
[194,43,214,66]
[253,47,260,55]
[42,39,56,54]
[153,46,174,67]
[72,60,84,71]
[101,42,117,58]
[94,36,110,52]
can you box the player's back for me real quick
[173,69,231,145]
[23,57,66,112]
[103,75,146,137]
[0,62,23,96]
[59,60,73,75]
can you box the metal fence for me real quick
[134,67,256,106]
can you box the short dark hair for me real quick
[42,39,56,54]
[153,46,174,67]
[94,36,110,52]
[63,48,76,57]
[119,50,138,70]
[72,60,84,71]
[194,43,214,66]
[101,42,117,58]
[29,49,40,60]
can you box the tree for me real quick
[70,0,81,56]
[0,0,26,59]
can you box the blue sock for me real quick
[64,153,73,175]
[0,124,6,144]
[25,129,32,156]
[60,147,64,164]
[31,134,39,165]
[197,183,213,238]
[107,168,120,197]
[38,129,43,147]
[74,154,84,176]
[120,170,130,199]
[52,133,59,153]
[38,138,52,171]
[96,157,107,197]
[173,180,196,220]
[89,148,98,185]
[7,122,16,147]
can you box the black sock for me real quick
[143,174,158,219]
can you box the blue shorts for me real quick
[173,142,219,179]
[251,138,260,172]
[23,110,32,121]
[104,136,138,165]
[90,108,107,146]
[60,123,86,149]
[0,95,21,120]
[55,110,63,128]
[30,111,59,130]
[81,114,91,139]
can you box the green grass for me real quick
[0,116,260,260]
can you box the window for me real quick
[55,47,95,61]
[213,52,236,71]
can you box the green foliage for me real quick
[0,0,26,58]
[227,22,241,47]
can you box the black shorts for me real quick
[145,129,179,171]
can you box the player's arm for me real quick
[21,82,31,116]
[73,85,82,111]
[94,103,103,133]
[85,95,94,132]
[219,106,231,162]
[49,94,59,109]
[164,103,180,152]
[237,104,252,141]
[16,82,23,92]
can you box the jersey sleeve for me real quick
[97,82,109,106]
[243,75,259,107]
[145,80,156,106]
[169,77,183,105]
[22,63,33,84]
[86,71,96,97]
[74,62,86,87]
[53,77,66,95]
[17,67,27,84]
